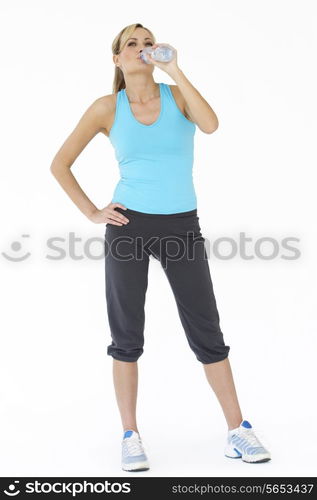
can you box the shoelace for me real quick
[123,436,147,457]
[237,428,265,448]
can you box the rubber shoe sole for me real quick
[122,459,150,472]
[225,443,271,463]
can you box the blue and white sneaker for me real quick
[224,420,271,463]
[121,430,150,472]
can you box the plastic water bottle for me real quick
[140,44,175,64]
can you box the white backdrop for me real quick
[1,0,316,478]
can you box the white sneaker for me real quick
[121,430,150,472]
[224,420,271,463]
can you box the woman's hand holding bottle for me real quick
[141,43,180,76]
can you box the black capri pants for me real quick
[104,207,230,364]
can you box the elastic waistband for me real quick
[115,207,197,219]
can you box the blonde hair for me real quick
[111,23,156,94]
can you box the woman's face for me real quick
[114,28,154,72]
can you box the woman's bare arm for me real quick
[50,97,129,226]
[50,97,108,218]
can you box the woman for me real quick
[50,23,271,472]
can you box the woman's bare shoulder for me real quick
[92,94,117,136]
[95,93,117,109]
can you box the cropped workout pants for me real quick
[104,207,230,364]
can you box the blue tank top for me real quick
[108,82,197,214]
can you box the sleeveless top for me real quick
[108,82,197,214]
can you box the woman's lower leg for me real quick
[113,359,139,433]
[203,356,243,431]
